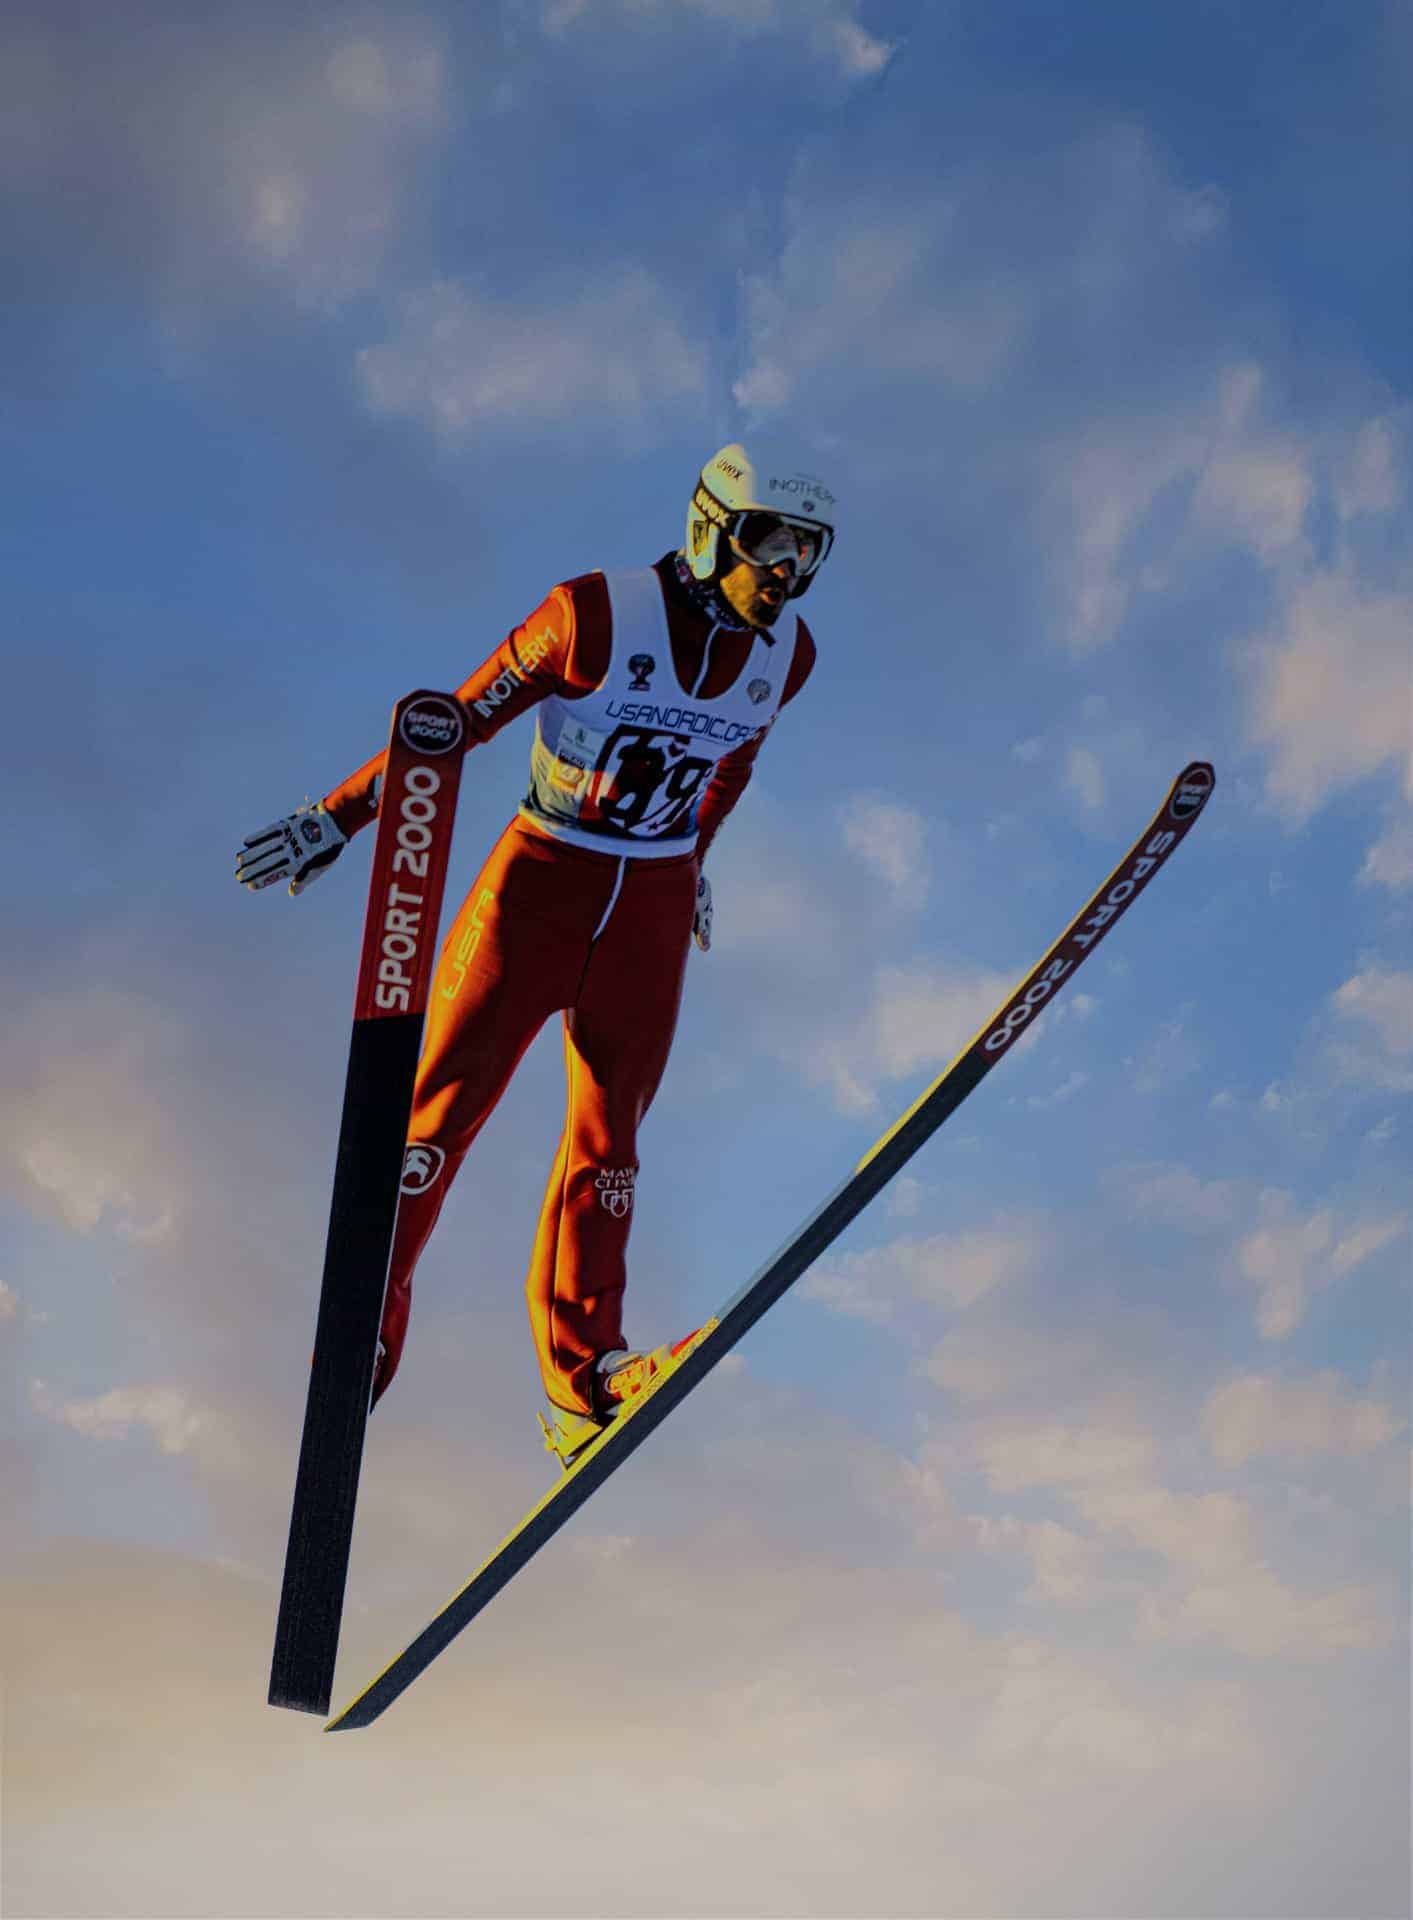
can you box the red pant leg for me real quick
[526,850,697,1413]
[374,824,613,1404]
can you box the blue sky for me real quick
[3,2,1410,1916]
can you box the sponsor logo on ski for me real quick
[399,695,465,756]
[748,678,772,705]
[981,953,1074,1053]
[401,1143,446,1194]
[374,765,445,1012]
[1067,829,1177,956]
[1168,764,1214,821]
[979,801,1199,1054]
[595,1167,635,1218]
[627,653,656,692]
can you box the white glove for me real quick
[693,869,712,952]
[236,800,348,897]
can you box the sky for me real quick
[2,1,1410,1916]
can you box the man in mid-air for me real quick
[237,442,837,1466]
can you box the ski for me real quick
[325,759,1215,1732]
[269,690,468,1716]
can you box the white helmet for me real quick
[684,441,838,601]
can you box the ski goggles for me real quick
[725,510,833,579]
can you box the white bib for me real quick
[519,568,791,858]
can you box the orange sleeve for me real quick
[321,576,613,837]
[695,617,817,860]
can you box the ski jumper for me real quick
[322,555,817,1416]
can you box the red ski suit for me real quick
[323,555,816,1415]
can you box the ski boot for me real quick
[536,1324,716,1473]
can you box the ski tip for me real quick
[1167,762,1215,823]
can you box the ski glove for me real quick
[236,800,347,897]
[693,869,712,952]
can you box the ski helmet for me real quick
[684,442,838,601]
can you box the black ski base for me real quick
[268,1011,422,1714]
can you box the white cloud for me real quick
[358,270,709,440]
[1193,441,1312,555]
[1144,1576,1390,1657]
[239,29,448,308]
[932,1314,1403,1665]
[824,13,896,78]
[1245,568,1413,822]
[1358,817,1413,891]
[18,1138,174,1242]
[1047,360,1311,651]
[767,948,1021,1118]
[1090,1474,1282,1582]
[1025,1069,1089,1109]
[977,1637,1167,1776]
[797,1248,898,1324]
[886,1174,924,1219]
[1236,1200,1332,1340]
[325,37,445,118]
[1121,1161,1240,1231]
[1066,745,1105,811]
[1023,1520,1102,1606]
[735,189,1022,419]
[1331,966,1413,1055]
[534,0,896,81]
[1191,368,1313,556]
[802,1220,1037,1323]
[1129,1014,1201,1095]
[1203,1371,1404,1466]
[30,1381,209,1457]
[0,1280,18,1321]
[1170,184,1228,242]
[710,847,839,955]
[0,996,186,1244]
[1337,414,1405,519]
[924,1323,1109,1409]
[0,19,452,325]
[975,1417,1158,1494]
[1080,1484,1391,1656]
[868,961,1015,1081]
[1330,1213,1409,1275]
[1049,421,1205,649]
[838,793,928,902]
[1234,1192,1406,1341]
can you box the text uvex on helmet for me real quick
[684,442,838,600]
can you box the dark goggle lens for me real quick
[733,512,828,574]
